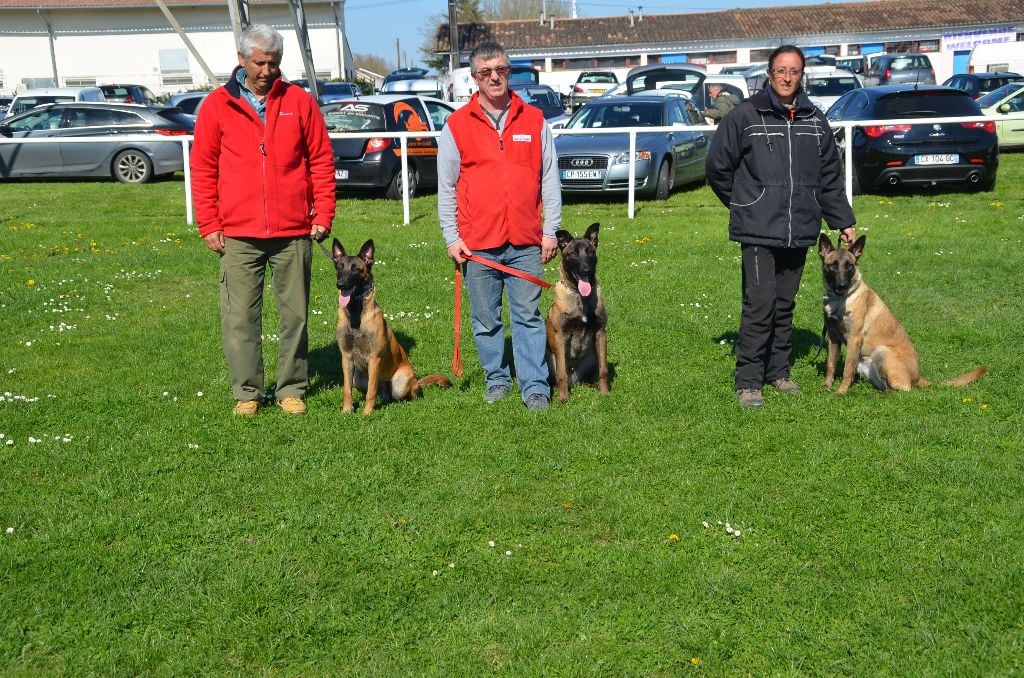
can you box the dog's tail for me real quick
[418,374,453,389]
[939,366,988,387]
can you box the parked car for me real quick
[803,72,864,112]
[320,82,361,103]
[825,85,998,192]
[379,78,445,99]
[0,102,194,183]
[5,87,106,119]
[98,84,159,106]
[941,72,1024,99]
[555,93,710,200]
[165,91,208,115]
[863,53,936,87]
[320,94,442,199]
[382,68,429,87]
[569,71,619,111]
[416,96,456,128]
[0,96,11,115]
[836,55,869,76]
[509,83,568,125]
[975,82,1024,149]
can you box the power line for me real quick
[347,0,432,11]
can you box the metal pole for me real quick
[37,11,60,86]
[401,136,410,225]
[287,0,321,102]
[447,0,458,74]
[628,130,636,219]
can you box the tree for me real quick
[483,0,570,21]
[354,53,392,78]
[419,0,484,74]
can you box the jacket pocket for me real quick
[729,184,766,207]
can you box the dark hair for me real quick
[767,44,805,72]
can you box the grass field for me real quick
[1,158,1022,674]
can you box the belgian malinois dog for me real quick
[546,223,610,402]
[332,238,451,415]
[818,233,987,394]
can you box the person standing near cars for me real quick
[702,84,739,123]
[437,41,562,411]
[191,24,336,417]
[706,44,856,408]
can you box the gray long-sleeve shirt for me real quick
[437,111,562,247]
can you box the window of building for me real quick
[65,77,97,87]
[847,44,862,56]
[709,51,737,64]
[823,45,840,55]
[595,56,630,68]
[749,49,773,62]
[917,39,939,53]
[161,74,194,86]
[687,52,709,65]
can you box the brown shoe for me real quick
[277,396,307,415]
[736,388,764,408]
[770,377,802,394]
[233,400,261,417]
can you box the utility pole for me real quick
[287,0,321,102]
[395,38,400,71]
[226,0,250,49]
[447,0,458,74]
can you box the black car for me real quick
[321,94,440,199]
[0,101,195,183]
[942,72,1024,99]
[826,85,998,193]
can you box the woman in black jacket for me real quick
[706,45,856,408]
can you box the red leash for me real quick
[452,253,551,377]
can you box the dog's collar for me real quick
[342,284,374,301]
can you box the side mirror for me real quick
[998,103,1011,114]
[0,124,11,138]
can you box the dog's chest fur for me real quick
[554,282,605,354]
[337,299,382,370]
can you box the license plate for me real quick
[592,88,606,95]
[915,154,958,165]
[335,169,349,180]
[562,169,604,180]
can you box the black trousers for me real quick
[735,244,807,390]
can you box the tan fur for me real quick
[818,233,987,394]
[546,224,610,403]
[333,239,450,415]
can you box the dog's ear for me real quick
[849,235,866,260]
[332,238,346,263]
[555,230,574,251]
[817,232,833,259]
[358,239,375,267]
[584,222,600,249]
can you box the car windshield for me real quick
[322,104,386,132]
[579,73,616,84]
[323,84,356,94]
[517,87,560,108]
[568,102,663,129]
[976,84,1022,107]
[805,77,861,97]
[875,90,980,118]
[10,96,74,116]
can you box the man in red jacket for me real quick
[191,24,336,416]
[438,41,562,411]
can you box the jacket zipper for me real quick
[259,141,270,236]
[785,117,794,247]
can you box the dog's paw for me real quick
[342,404,355,414]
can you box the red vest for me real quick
[446,92,545,250]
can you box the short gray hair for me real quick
[239,24,284,58]
[469,41,507,74]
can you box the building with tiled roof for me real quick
[434,0,1024,92]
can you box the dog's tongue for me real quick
[339,290,352,308]
[577,277,593,297]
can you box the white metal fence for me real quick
[1,113,1017,227]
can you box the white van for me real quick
[4,87,106,119]
[969,42,1024,74]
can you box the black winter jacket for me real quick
[706,87,855,248]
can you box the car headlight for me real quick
[613,150,652,164]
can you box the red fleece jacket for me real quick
[191,71,336,239]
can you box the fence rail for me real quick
[2,113,1019,227]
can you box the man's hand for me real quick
[447,238,471,264]
[541,236,558,264]
[203,231,225,254]
[840,226,856,245]
[310,225,329,242]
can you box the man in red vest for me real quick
[438,42,562,411]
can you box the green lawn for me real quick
[1,161,1022,674]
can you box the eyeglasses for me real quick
[770,68,803,78]
[474,66,511,79]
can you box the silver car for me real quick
[555,94,710,200]
[0,102,194,183]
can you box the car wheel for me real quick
[113,149,154,184]
[385,164,418,200]
[651,159,672,200]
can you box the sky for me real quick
[343,0,874,70]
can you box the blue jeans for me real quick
[464,244,550,402]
